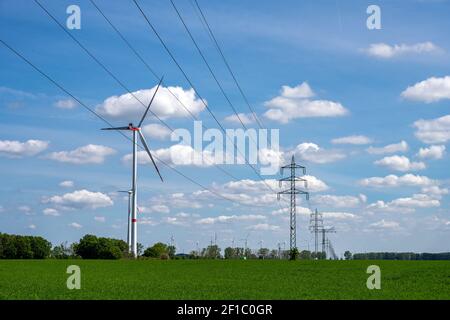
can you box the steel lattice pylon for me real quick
[277,155,309,254]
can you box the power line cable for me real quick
[0,38,258,207]
[192,0,265,128]
[35,0,238,182]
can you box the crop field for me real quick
[0,260,449,300]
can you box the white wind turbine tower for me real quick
[118,189,132,250]
[102,78,164,257]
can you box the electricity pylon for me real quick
[321,227,336,258]
[309,208,323,257]
[277,155,309,255]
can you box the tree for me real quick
[73,234,126,259]
[202,245,221,259]
[28,236,51,259]
[299,250,311,260]
[224,247,235,259]
[344,251,352,260]
[143,242,168,258]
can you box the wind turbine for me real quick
[118,189,132,250]
[102,78,164,257]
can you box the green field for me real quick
[0,260,449,299]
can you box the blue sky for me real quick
[0,0,449,256]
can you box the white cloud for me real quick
[331,135,372,145]
[293,142,345,164]
[401,76,450,103]
[271,206,311,216]
[224,113,255,125]
[141,123,172,141]
[0,139,49,158]
[54,98,77,109]
[46,144,116,164]
[123,145,217,167]
[44,189,113,210]
[367,194,440,214]
[413,115,450,144]
[374,155,426,172]
[359,174,436,188]
[322,211,358,220]
[18,205,32,214]
[370,219,399,229]
[96,85,205,121]
[69,222,82,229]
[59,180,74,188]
[246,223,280,231]
[366,141,408,155]
[140,204,170,214]
[94,216,106,222]
[421,185,448,198]
[196,214,266,225]
[263,82,348,123]
[417,145,445,159]
[43,208,60,216]
[364,42,439,59]
[313,194,366,208]
[28,224,36,230]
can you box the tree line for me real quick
[351,252,450,260]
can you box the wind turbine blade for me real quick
[138,130,163,182]
[101,126,130,130]
[138,76,164,128]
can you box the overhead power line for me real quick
[132,0,282,203]
[34,0,239,182]
[191,0,265,129]
[0,38,260,208]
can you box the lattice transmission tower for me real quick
[309,208,324,257]
[277,155,309,254]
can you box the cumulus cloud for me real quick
[366,141,408,154]
[364,42,439,59]
[141,123,172,141]
[322,212,358,220]
[54,98,77,109]
[417,145,445,159]
[246,223,280,231]
[313,194,366,208]
[370,219,399,230]
[331,135,372,145]
[196,214,266,225]
[43,208,60,216]
[0,139,49,158]
[59,180,74,188]
[44,189,113,210]
[224,113,255,125]
[263,82,348,123]
[401,76,450,103]
[359,174,436,188]
[46,144,116,164]
[96,85,205,121]
[293,142,346,164]
[94,216,106,222]
[123,145,218,168]
[374,155,426,172]
[367,194,439,214]
[69,222,82,229]
[413,115,450,144]
[28,224,36,230]
[140,204,170,214]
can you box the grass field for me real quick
[0,259,449,299]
